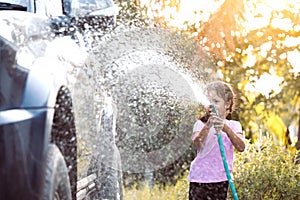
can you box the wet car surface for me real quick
[0,0,118,199]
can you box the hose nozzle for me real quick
[210,104,218,116]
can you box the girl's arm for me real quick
[192,122,211,151]
[222,124,245,152]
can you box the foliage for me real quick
[115,0,154,27]
[123,175,189,200]
[139,0,300,145]
[194,0,300,143]
[123,136,300,200]
[230,136,300,200]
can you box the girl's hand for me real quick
[204,106,225,133]
[209,114,225,133]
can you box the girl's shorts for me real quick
[189,181,229,200]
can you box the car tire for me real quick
[43,144,72,200]
[51,86,77,199]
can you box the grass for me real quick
[123,177,189,200]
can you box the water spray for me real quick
[211,104,239,200]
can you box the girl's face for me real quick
[206,90,228,119]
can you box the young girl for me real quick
[188,81,245,200]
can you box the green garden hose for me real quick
[211,105,239,200]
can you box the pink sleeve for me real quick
[230,120,242,133]
[229,120,244,138]
[192,120,205,140]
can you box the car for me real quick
[0,0,118,199]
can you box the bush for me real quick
[123,136,299,200]
[229,137,300,200]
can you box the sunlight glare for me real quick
[287,50,300,74]
[271,18,293,31]
[245,73,284,98]
[260,41,272,58]
[283,36,300,48]
[242,53,256,68]
[244,0,300,31]
[140,0,224,29]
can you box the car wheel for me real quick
[51,86,77,199]
[43,144,72,200]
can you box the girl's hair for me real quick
[199,81,237,122]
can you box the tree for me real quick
[194,0,300,145]
[138,0,300,146]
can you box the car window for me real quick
[79,0,112,9]
[1,0,28,7]
[35,0,63,17]
[1,0,32,10]
[70,0,112,16]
